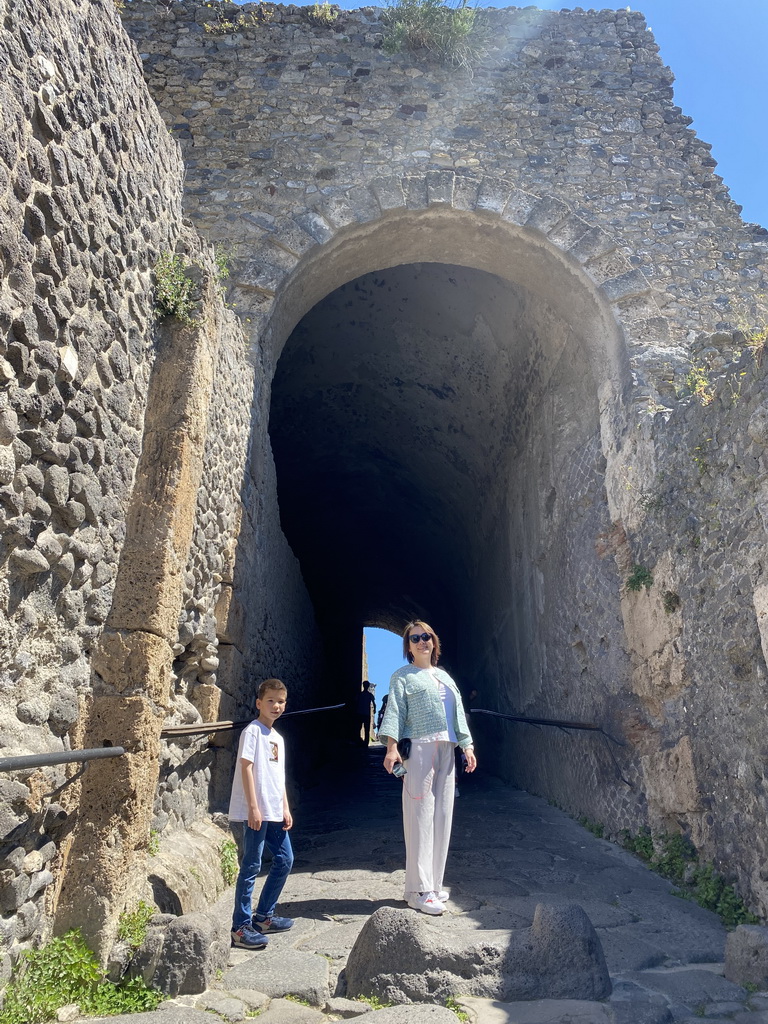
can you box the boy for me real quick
[228,678,294,949]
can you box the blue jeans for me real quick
[231,821,294,932]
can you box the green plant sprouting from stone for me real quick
[202,0,274,34]
[117,900,155,950]
[213,245,232,285]
[626,563,654,592]
[578,815,605,838]
[662,590,681,614]
[357,994,395,1009]
[445,995,471,1021]
[684,364,715,406]
[382,0,489,71]
[153,251,196,324]
[220,837,239,886]
[148,828,160,856]
[0,929,161,1024]
[308,2,339,26]
[620,825,654,861]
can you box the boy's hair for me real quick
[258,677,287,700]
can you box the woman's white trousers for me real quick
[402,740,455,895]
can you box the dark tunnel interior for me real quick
[268,259,602,704]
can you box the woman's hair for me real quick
[402,620,441,666]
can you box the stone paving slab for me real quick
[74,749,767,1024]
[458,996,613,1023]
[85,1009,218,1024]
[255,997,328,1023]
[624,967,746,1011]
[222,948,330,1006]
[362,1007,464,1023]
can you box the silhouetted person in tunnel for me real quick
[356,680,375,745]
[379,620,476,915]
[376,693,388,737]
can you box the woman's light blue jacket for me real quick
[378,664,473,750]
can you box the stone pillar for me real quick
[54,268,220,959]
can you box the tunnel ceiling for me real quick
[268,260,596,635]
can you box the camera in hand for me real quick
[392,762,407,778]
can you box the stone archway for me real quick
[240,175,646,807]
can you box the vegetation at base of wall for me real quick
[0,930,161,1024]
[445,996,471,1020]
[620,828,759,927]
[625,564,654,592]
[220,838,239,886]
[578,815,605,838]
[307,2,339,26]
[148,828,160,856]
[382,0,489,71]
[356,994,395,1009]
[153,252,197,324]
[620,824,654,861]
[117,900,156,950]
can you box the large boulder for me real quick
[344,902,611,1004]
[132,911,230,996]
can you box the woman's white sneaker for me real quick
[408,891,445,915]
[437,890,449,902]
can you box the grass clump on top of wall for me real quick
[382,0,489,71]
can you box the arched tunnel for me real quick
[264,209,631,780]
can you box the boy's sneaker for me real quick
[407,891,445,915]
[253,914,294,933]
[231,925,269,949]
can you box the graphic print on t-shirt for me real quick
[269,741,279,762]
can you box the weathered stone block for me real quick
[92,629,173,705]
[149,911,229,996]
[216,644,245,698]
[725,926,768,988]
[214,584,244,646]
[345,903,610,1004]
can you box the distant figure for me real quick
[356,680,376,745]
[376,694,389,736]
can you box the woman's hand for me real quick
[383,741,402,774]
[463,747,477,773]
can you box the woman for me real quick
[379,620,476,915]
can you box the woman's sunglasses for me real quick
[409,633,432,644]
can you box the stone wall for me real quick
[0,0,188,965]
[0,0,325,971]
[122,0,767,374]
[475,333,768,914]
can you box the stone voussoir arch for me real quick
[232,170,673,398]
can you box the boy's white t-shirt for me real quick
[228,719,285,823]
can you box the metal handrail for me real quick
[0,746,125,773]
[471,707,632,788]
[470,708,624,746]
[160,702,346,738]
[0,703,347,771]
